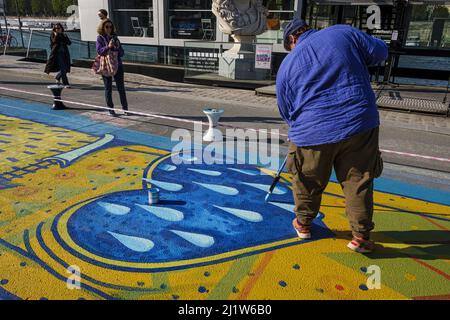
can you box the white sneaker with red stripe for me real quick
[347,237,375,253]
[292,219,311,239]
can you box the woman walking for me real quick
[96,20,128,116]
[45,23,72,88]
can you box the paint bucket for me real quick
[148,188,160,205]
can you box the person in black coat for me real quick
[45,23,72,88]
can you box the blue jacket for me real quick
[276,25,388,147]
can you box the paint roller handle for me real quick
[268,175,282,194]
[269,155,288,193]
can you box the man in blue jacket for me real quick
[277,18,388,253]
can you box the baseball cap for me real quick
[283,18,308,50]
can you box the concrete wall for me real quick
[78,0,109,42]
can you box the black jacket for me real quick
[45,33,72,74]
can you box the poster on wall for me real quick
[255,44,272,70]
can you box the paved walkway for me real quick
[256,83,450,116]
[1,55,450,173]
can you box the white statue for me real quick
[212,0,268,37]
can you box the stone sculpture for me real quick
[212,0,268,37]
[212,0,270,80]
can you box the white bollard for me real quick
[203,108,224,142]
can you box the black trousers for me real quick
[102,64,128,111]
[55,53,70,86]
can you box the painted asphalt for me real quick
[0,96,449,300]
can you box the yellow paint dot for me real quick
[411,226,419,230]
[405,273,416,281]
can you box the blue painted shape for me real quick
[65,158,333,265]
[0,287,20,300]
[143,178,183,192]
[170,230,215,248]
[6,158,18,163]
[214,205,263,222]
[98,202,130,216]
[136,204,184,222]
[107,232,154,253]
[193,182,239,196]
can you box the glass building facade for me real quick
[78,0,450,72]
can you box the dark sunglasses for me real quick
[105,26,113,29]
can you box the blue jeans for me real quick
[102,64,128,112]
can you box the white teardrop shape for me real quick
[143,178,183,192]
[176,154,198,162]
[170,230,215,248]
[160,164,177,172]
[136,204,184,222]
[228,168,260,176]
[107,232,154,252]
[98,202,130,216]
[193,182,239,196]
[214,205,263,222]
[241,182,287,195]
[269,202,295,212]
[187,168,222,177]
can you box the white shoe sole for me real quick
[347,242,373,253]
[295,228,311,240]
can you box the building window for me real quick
[165,0,216,40]
[110,0,154,38]
[257,0,296,44]
[406,4,450,49]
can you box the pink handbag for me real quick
[92,50,119,77]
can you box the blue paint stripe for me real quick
[21,229,116,300]
[0,287,21,300]
[35,223,164,293]
[6,158,19,163]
